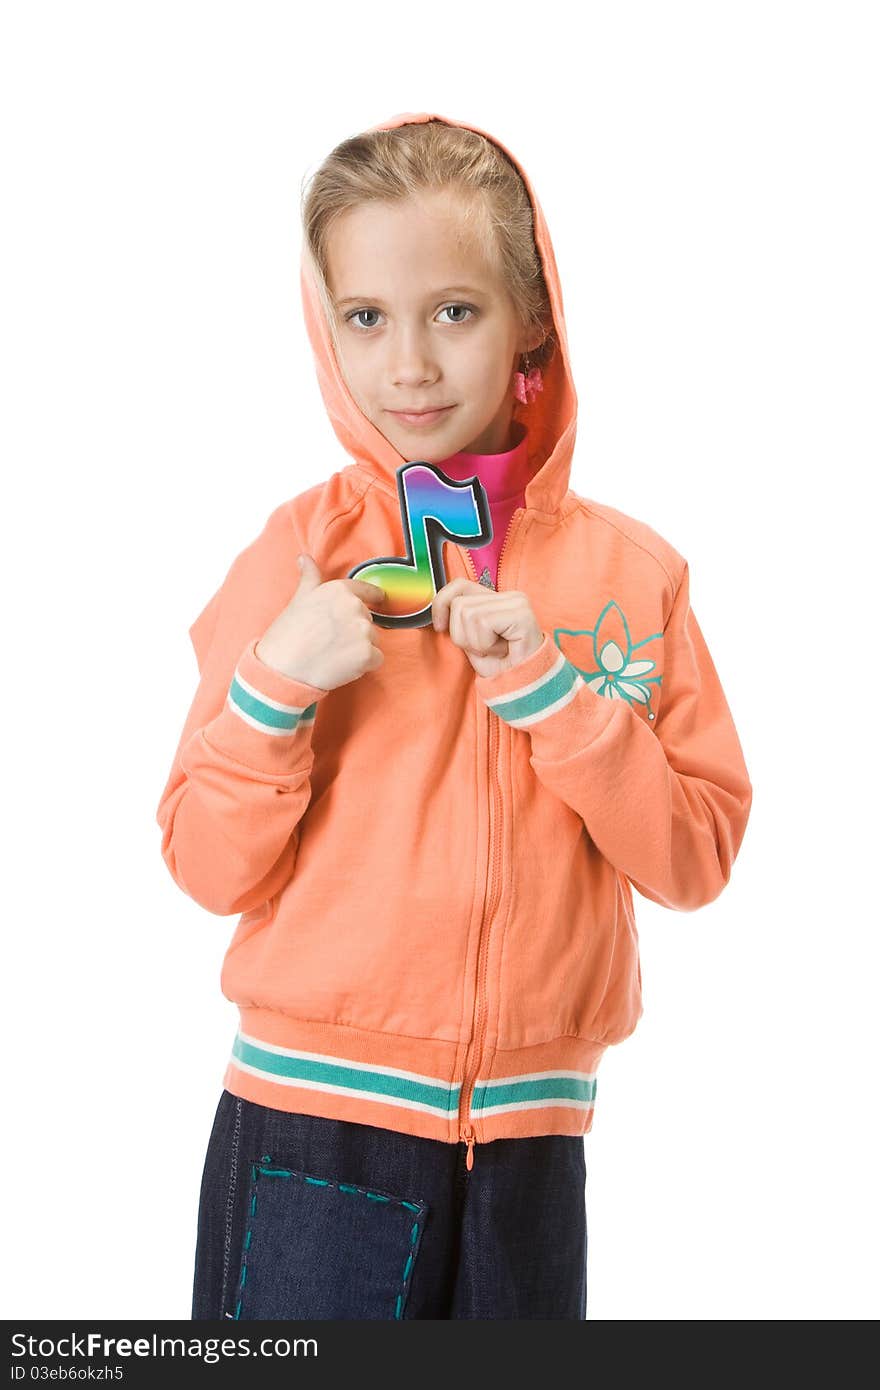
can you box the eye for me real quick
[345,308,383,330]
[437,303,476,325]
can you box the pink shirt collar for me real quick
[436,423,532,501]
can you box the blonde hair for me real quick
[301,119,556,369]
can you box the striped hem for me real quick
[227,667,318,737]
[224,1019,602,1144]
[482,646,583,729]
[230,1030,460,1119]
[470,1068,597,1118]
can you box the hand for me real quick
[431,578,544,678]
[255,554,386,691]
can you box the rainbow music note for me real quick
[348,462,493,629]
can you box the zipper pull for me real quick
[462,1124,476,1171]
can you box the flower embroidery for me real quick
[553,600,663,721]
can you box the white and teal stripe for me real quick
[229,1032,461,1119]
[227,668,317,736]
[470,1069,597,1118]
[482,650,583,729]
[229,1033,596,1123]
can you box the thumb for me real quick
[295,552,323,592]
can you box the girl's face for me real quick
[325,191,535,459]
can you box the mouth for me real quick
[386,405,456,428]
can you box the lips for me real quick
[387,405,456,427]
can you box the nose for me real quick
[389,324,439,388]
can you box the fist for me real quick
[255,554,386,691]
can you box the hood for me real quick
[299,111,578,516]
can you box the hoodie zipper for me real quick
[456,510,523,1172]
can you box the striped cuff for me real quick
[204,637,330,774]
[473,632,585,727]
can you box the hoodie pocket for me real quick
[228,1156,428,1320]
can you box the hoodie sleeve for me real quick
[473,562,752,912]
[155,501,331,917]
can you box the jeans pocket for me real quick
[228,1154,429,1320]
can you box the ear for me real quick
[517,329,548,357]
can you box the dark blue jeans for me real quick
[192,1090,588,1320]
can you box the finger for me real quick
[456,595,522,656]
[450,592,499,654]
[450,593,475,650]
[345,577,387,602]
[453,624,506,658]
[462,607,509,658]
[432,578,485,632]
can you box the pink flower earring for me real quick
[513,351,544,405]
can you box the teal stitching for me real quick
[233,1154,426,1321]
[396,1221,421,1318]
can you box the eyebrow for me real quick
[333,286,486,309]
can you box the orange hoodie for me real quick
[156,111,752,1170]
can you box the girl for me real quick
[156,111,753,1321]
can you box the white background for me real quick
[2,0,877,1321]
